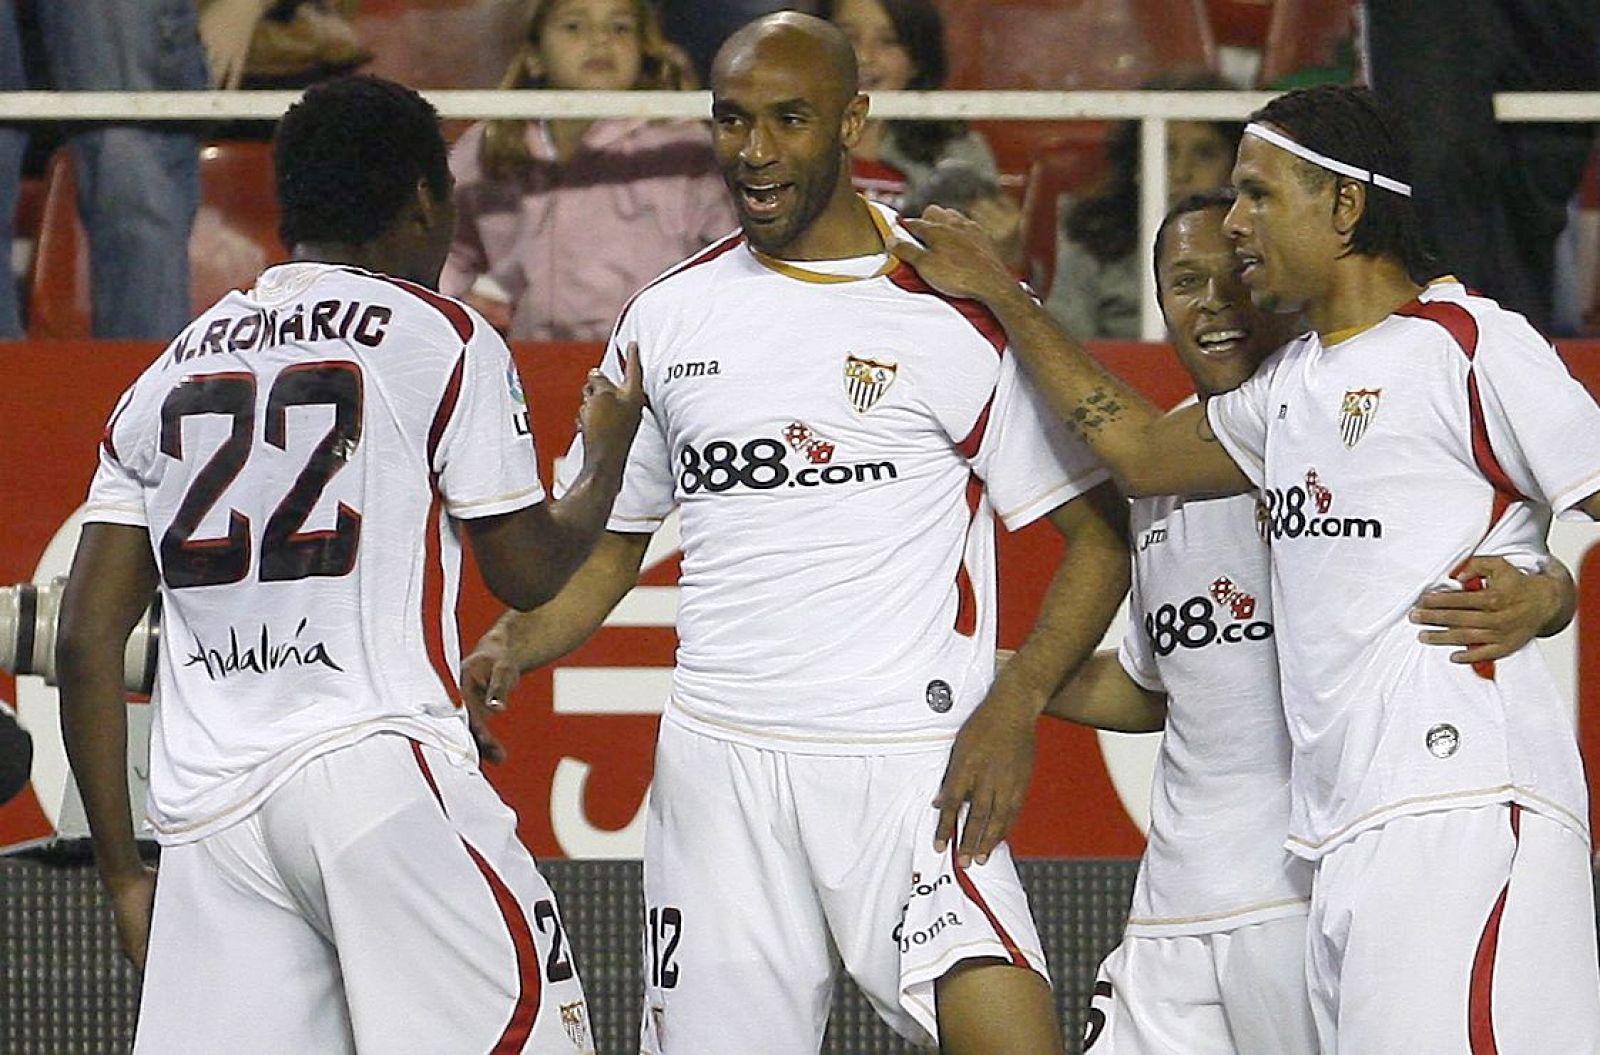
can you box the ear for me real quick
[1331,177,1365,243]
[412,177,443,230]
[840,92,870,151]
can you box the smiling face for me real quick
[532,0,644,91]
[831,0,916,91]
[711,23,867,257]
[1223,129,1346,316]
[1158,206,1300,397]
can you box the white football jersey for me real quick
[1119,481,1310,937]
[84,262,543,842]
[1207,279,1600,858]
[563,203,1108,751]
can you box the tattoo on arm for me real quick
[1067,387,1126,439]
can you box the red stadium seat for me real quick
[28,141,285,339]
[1258,0,1355,87]
[942,0,1216,192]
[1208,0,1275,49]
[350,0,527,90]
[1020,127,1113,297]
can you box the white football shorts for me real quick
[1083,914,1317,1055]
[135,733,595,1054]
[638,718,1050,1053]
[1306,802,1600,1054]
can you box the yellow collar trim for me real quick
[746,200,901,284]
[1324,278,1448,346]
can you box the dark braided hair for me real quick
[1248,85,1438,283]
[274,75,451,248]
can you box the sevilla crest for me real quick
[1339,388,1381,448]
[844,355,898,413]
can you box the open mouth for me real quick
[1195,328,1249,355]
[739,181,793,219]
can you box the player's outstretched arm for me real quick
[467,343,645,610]
[1411,555,1578,665]
[934,481,1131,866]
[55,523,160,970]
[460,530,651,763]
[891,208,1250,498]
[1042,651,1167,733]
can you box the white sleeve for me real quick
[1203,353,1278,491]
[555,317,677,531]
[1473,318,1600,519]
[433,328,545,520]
[82,386,148,527]
[969,352,1110,530]
[1115,562,1164,693]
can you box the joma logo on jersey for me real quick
[1261,468,1383,541]
[1339,388,1382,447]
[663,359,721,384]
[844,355,898,412]
[1144,584,1273,658]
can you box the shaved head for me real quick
[712,11,859,109]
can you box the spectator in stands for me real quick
[821,0,999,210]
[441,0,734,341]
[1365,0,1598,334]
[0,0,208,340]
[1046,71,1241,340]
[902,157,1024,274]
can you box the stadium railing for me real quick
[2,88,1594,339]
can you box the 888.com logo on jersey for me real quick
[1143,575,1273,657]
[676,420,900,495]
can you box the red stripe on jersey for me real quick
[376,274,475,345]
[956,393,996,461]
[950,838,1028,968]
[1467,804,1522,1054]
[420,490,459,705]
[887,265,1007,356]
[101,397,131,462]
[428,353,467,471]
[609,233,746,371]
[954,476,982,636]
[410,741,542,1051]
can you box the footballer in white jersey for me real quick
[464,16,1130,1055]
[56,77,644,1054]
[893,86,1600,1055]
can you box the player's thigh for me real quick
[135,826,352,1055]
[1490,808,1600,1055]
[1316,805,1531,1054]
[264,734,596,1055]
[640,722,835,1055]
[1214,915,1318,1055]
[1082,937,1235,1055]
[808,751,1052,1048]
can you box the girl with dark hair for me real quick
[821,0,1000,210]
[442,0,734,340]
[1046,71,1243,339]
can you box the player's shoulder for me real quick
[613,229,748,330]
[1404,277,1549,360]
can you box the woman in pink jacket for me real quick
[443,0,735,340]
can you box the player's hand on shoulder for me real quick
[1410,555,1569,665]
[106,866,157,971]
[578,342,646,476]
[891,204,1021,306]
[460,641,521,765]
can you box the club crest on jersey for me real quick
[844,354,898,413]
[1339,388,1381,447]
[559,1001,593,1049]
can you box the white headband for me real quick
[1244,122,1412,197]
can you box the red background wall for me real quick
[3,340,1597,858]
